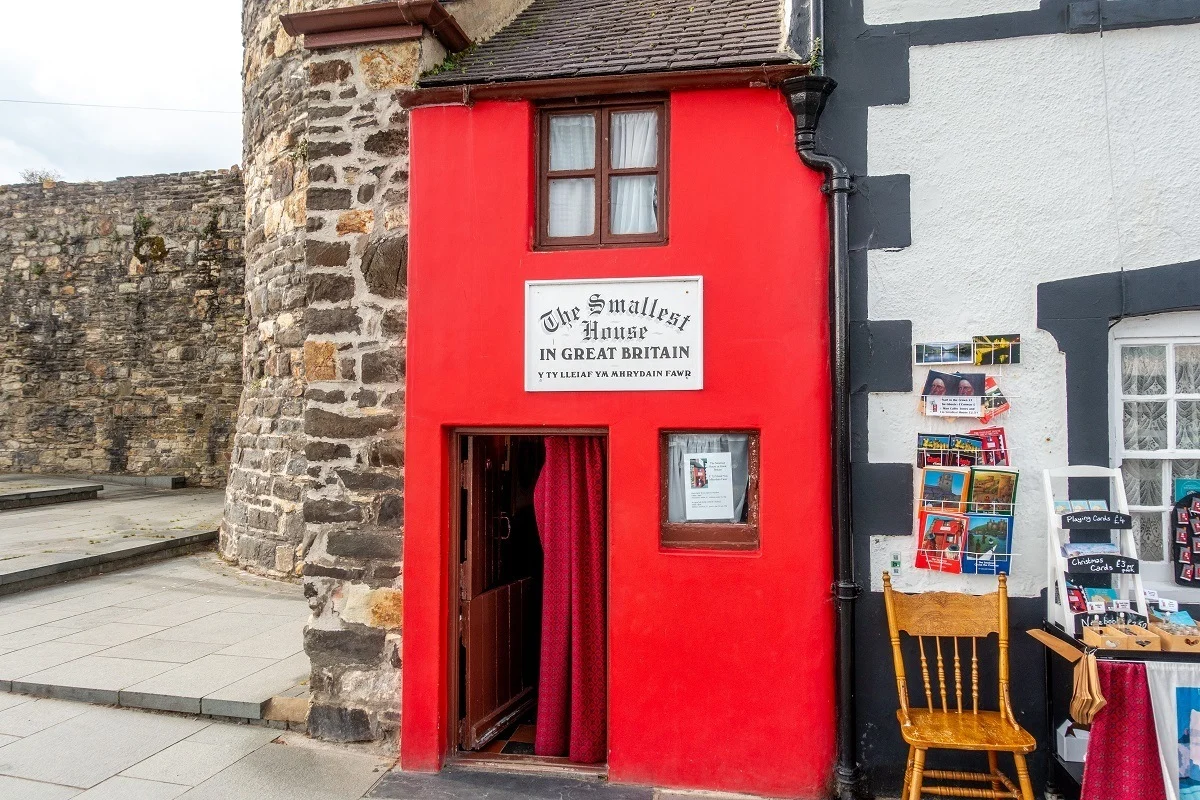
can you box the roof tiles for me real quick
[422,0,794,86]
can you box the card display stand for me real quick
[1042,465,1148,637]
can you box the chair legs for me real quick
[1013,753,1034,800]
[987,751,1001,795]
[908,748,926,800]
[901,746,915,800]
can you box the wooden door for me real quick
[460,435,539,750]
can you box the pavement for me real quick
[0,692,392,799]
[0,553,309,719]
[0,476,225,592]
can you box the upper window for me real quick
[1110,312,1200,587]
[537,98,668,249]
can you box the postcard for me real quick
[973,334,1021,366]
[925,395,983,417]
[969,426,1009,466]
[921,370,986,398]
[917,433,952,468]
[949,435,984,467]
[968,468,1018,514]
[920,467,971,512]
[914,511,967,573]
[962,513,1013,575]
[915,341,975,365]
[980,376,1010,423]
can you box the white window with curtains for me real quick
[537,98,667,248]
[1110,312,1200,589]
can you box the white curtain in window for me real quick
[667,433,749,524]
[548,179,595,237]
[549,115,595,170]
[547,115,596,238]
[610,111,658,234]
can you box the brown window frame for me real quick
[535,96,670,250]
[659,430,760,552]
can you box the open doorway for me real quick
[451,432,608,770]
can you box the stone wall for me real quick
[0,172,245,487]
[230,0,529,746]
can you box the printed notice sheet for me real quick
[683,451,735,521]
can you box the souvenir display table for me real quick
[1038,624,1200,800]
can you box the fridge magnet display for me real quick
[915,510,966,573]
[963,513,1013,574]
[973,334,1021,366]
[915,341,974,365]
[682,451,735,521]
[920,467,971,512]
[980,376,1010,423]
[968,468,1019,514]
[917,434,951,467]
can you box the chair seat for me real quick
[897,709,1037,753]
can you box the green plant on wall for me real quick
[133,211,153,240]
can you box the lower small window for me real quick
[660,431,759,551]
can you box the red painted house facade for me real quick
[396,2,836,797]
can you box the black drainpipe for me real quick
[781,75,865,800]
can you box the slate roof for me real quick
[421,0,794,86]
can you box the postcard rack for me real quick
[1042,465,1146,635]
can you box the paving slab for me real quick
[177,735,390,800]
[201,652,311,718]
[0,704,208,788]
[75,776,188,799]
[121,654,280,714]
[0,697,95,736]
[122,727,280,786]
[367,768,654,800]
[0,479,103,511]
[0,774,80,799]
[14,656,178,704]
[0,554,309,719]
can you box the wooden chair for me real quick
[882,572,1036,800]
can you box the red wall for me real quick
[402,87,835,798]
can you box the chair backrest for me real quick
[882,572,1017,727]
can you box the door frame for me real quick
[446,427,610,766]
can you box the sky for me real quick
[0,0,243,185]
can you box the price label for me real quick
[1159,599,1180,613]
[1112,600,1132,611]
[1143,589,1160,600]
[1087,601,1107,614]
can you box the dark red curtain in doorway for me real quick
[533,436,606,764]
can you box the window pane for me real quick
[666,433,749,524]
[1179,401,1200,449]
[1123,459,1164,506]
[609,175,657,235]
[1179,345,1200,394]
[1124,401,1167,450]
[547,178,595,238]
[1121,345,1167,395]
[549,115,595,171]
[1132,513,1165,561]
[611,110,658,169]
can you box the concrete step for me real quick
[0,482,103,511]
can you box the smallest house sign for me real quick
[525,276,703,392]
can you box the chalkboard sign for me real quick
[1061,511,1133,529]
[1066,553,1139,574]
[1077,610,1148,633]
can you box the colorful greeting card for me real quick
[969,426,1009,466]
[980,376,1010,423]
[920,467,971,512]
[950,435,984,467]
[915,510,967,573]
[962,513,1013,575]
[973,334,1021,366]
[917,433,951,468]
[968,468,1018,514]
